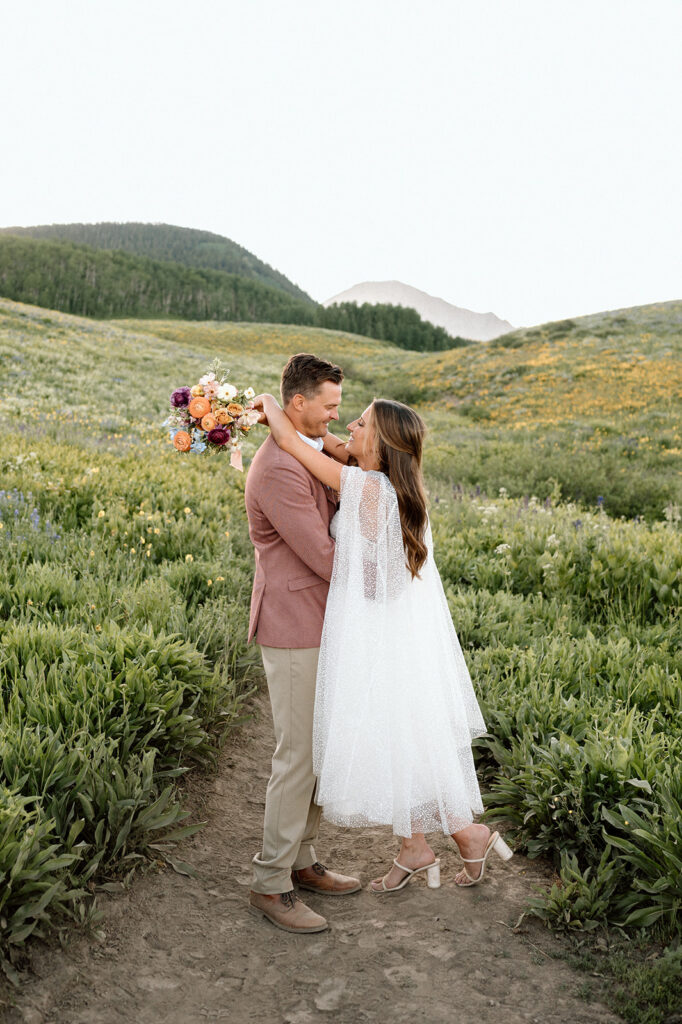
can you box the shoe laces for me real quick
[280,890,302,909]
[312,862,327,876]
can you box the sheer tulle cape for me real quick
[313,466,487,837]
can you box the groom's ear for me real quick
[290,394,306,412]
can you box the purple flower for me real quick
[170,387,192,408]
[207,427,230,446]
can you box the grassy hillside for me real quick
[0,222,314,304]
[407,300,682,518]
[1,295,679,519]
[124,301,682,519]
[0,297,680,998]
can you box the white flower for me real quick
[241,408,262,426]
[495,543,511,554]
[244,386,255,400]
[217,383,238,401]
[199,372,216,386]
[546,533,559,548]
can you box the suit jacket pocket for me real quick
[288,573,324,592]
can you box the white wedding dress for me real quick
[313,466,487,837]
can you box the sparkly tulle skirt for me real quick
[312,473,487,838]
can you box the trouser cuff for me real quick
[251,853,300,895]
[292,844,317,871]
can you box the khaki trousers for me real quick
[251,645,323,894]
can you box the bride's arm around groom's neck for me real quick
[322,431,351,465]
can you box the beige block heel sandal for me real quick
[455,831,513,887]
[370,858,441,894]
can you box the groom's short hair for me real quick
[280,353,344,406]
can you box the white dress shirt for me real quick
[296,431,324,451]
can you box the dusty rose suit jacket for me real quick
[245,435,338,648]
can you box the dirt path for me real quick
[4,693,621,1024]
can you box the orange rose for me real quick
[189,396,211,419]
[227,402,244,417]
[215,409,234,425]
[173,431,192,452]
[201,413,218,431]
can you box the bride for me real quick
[251,392,512,892]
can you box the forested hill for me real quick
[318,301,469,350]
[0,222,314,305]
[0,234,469,351]
[0,235,314,324]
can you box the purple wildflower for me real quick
[170,387,192,408]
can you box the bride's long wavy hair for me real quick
[371,399,428,578]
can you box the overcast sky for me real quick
[2,1,680,327]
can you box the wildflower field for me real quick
[0,296,680,982]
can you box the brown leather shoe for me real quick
[292,861,362,896]
[248,890,328,933]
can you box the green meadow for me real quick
[0,296,681,985]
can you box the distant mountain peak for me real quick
[323,281,512,341]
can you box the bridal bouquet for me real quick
[165,362,260,471]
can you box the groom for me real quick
[245,353,361,933]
